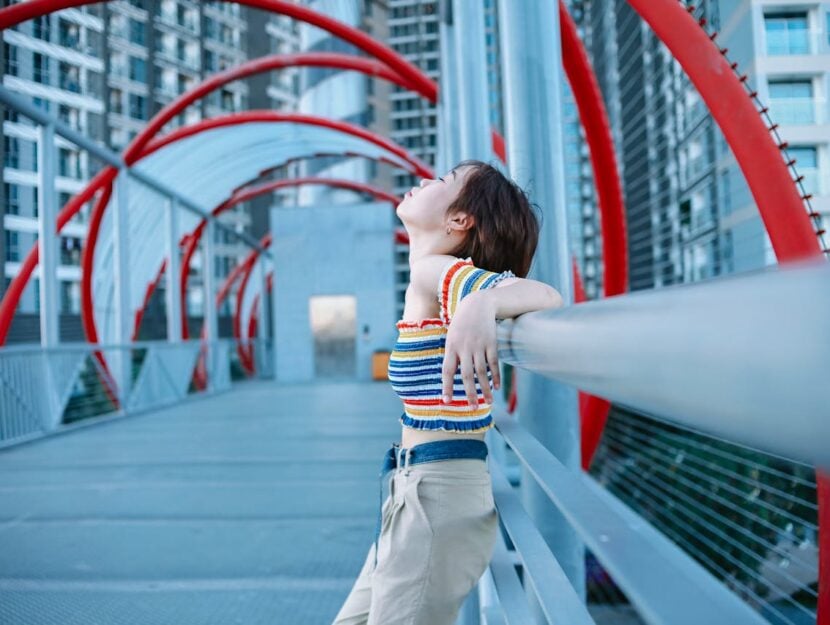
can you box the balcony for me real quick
[768,97,824,125]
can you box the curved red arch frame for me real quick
[0,0,623,457]
[0,1,436,98]
[559,2,627,472]
[233,238,269,374]
[0,4,623,352]
[0,0,629,537]
[242,273,275,378]
[625,2,827,619]
[79,112,429,365]
[0,51,431,345]
[133,176,400,342]
[210,179,399,375]
[227,179,402,373]
[627,0,820,260]
[5,0,823,616]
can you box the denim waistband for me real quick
[372,438,489,566]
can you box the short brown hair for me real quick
[445,159,541,278]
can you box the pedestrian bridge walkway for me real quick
[0,380,403,625]
[0,259,828,624]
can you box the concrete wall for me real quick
[270,200,396,382]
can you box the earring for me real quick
[446,227,451,235]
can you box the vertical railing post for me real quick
[36,123,59,348]
[437,0,461,173]
[165,197,182,343]
[36,123,60,430]
[203,218,218,391]
[112,169,132,407]
[496,0,586,613]
[451,0,492,161]
[257,258,269,377]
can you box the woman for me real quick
[332,159,564,625]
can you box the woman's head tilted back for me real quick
[395,159,541,278]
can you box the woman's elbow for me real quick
[546,286,564,309]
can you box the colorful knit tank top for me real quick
[388,257,516,433]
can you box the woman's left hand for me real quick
[441,292,501,408]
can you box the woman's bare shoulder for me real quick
[409,254,465,298]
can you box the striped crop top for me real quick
[388,256,516,433]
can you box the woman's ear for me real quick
[449,211,475,233]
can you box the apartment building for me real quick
[580,0,829,292]
[0,0,303,340]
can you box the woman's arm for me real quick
[410,254,562,312]
[443,278,563,407]
[465,277,563,319]
[411,255,564,408]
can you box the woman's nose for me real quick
[419,178,431,188]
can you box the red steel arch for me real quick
[3,1,824,617]
[0,1,436,98]
[0,52,427,344]
[133,176,400,342]
[79,111,431,356]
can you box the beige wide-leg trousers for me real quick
[332,458,499,625]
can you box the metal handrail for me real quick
[489,411,770,625]
[496,258,830,469]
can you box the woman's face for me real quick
[395,164,475,232]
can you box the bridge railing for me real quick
[472,258,828,625]
[0,337,273,448]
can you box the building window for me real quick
[59,62,81,93]
[768,80,814,124]
[60,280,81,314]
[3,136,19,169]
[59,147,81,179]
[32,15,51,41]
[59,104,80,130]
[129,93,147,120]
[128,55,146,82]
[111,52,127,78]
[110,88,123,114]
[4,183,20,215]
[129,18,146,45]
[221,89,234,111]
[59,18,80,48]
[60,236,82,266]
[764,12,809,55]
[33,52,50,84]
[5,231,19,263]
[3,42,18,76]
[788,146,819,195]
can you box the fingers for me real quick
[486,345,500,391]
[474,351,493,404]
[441,347,457,405]
[459,353,478,408]
[444,340,499,408]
